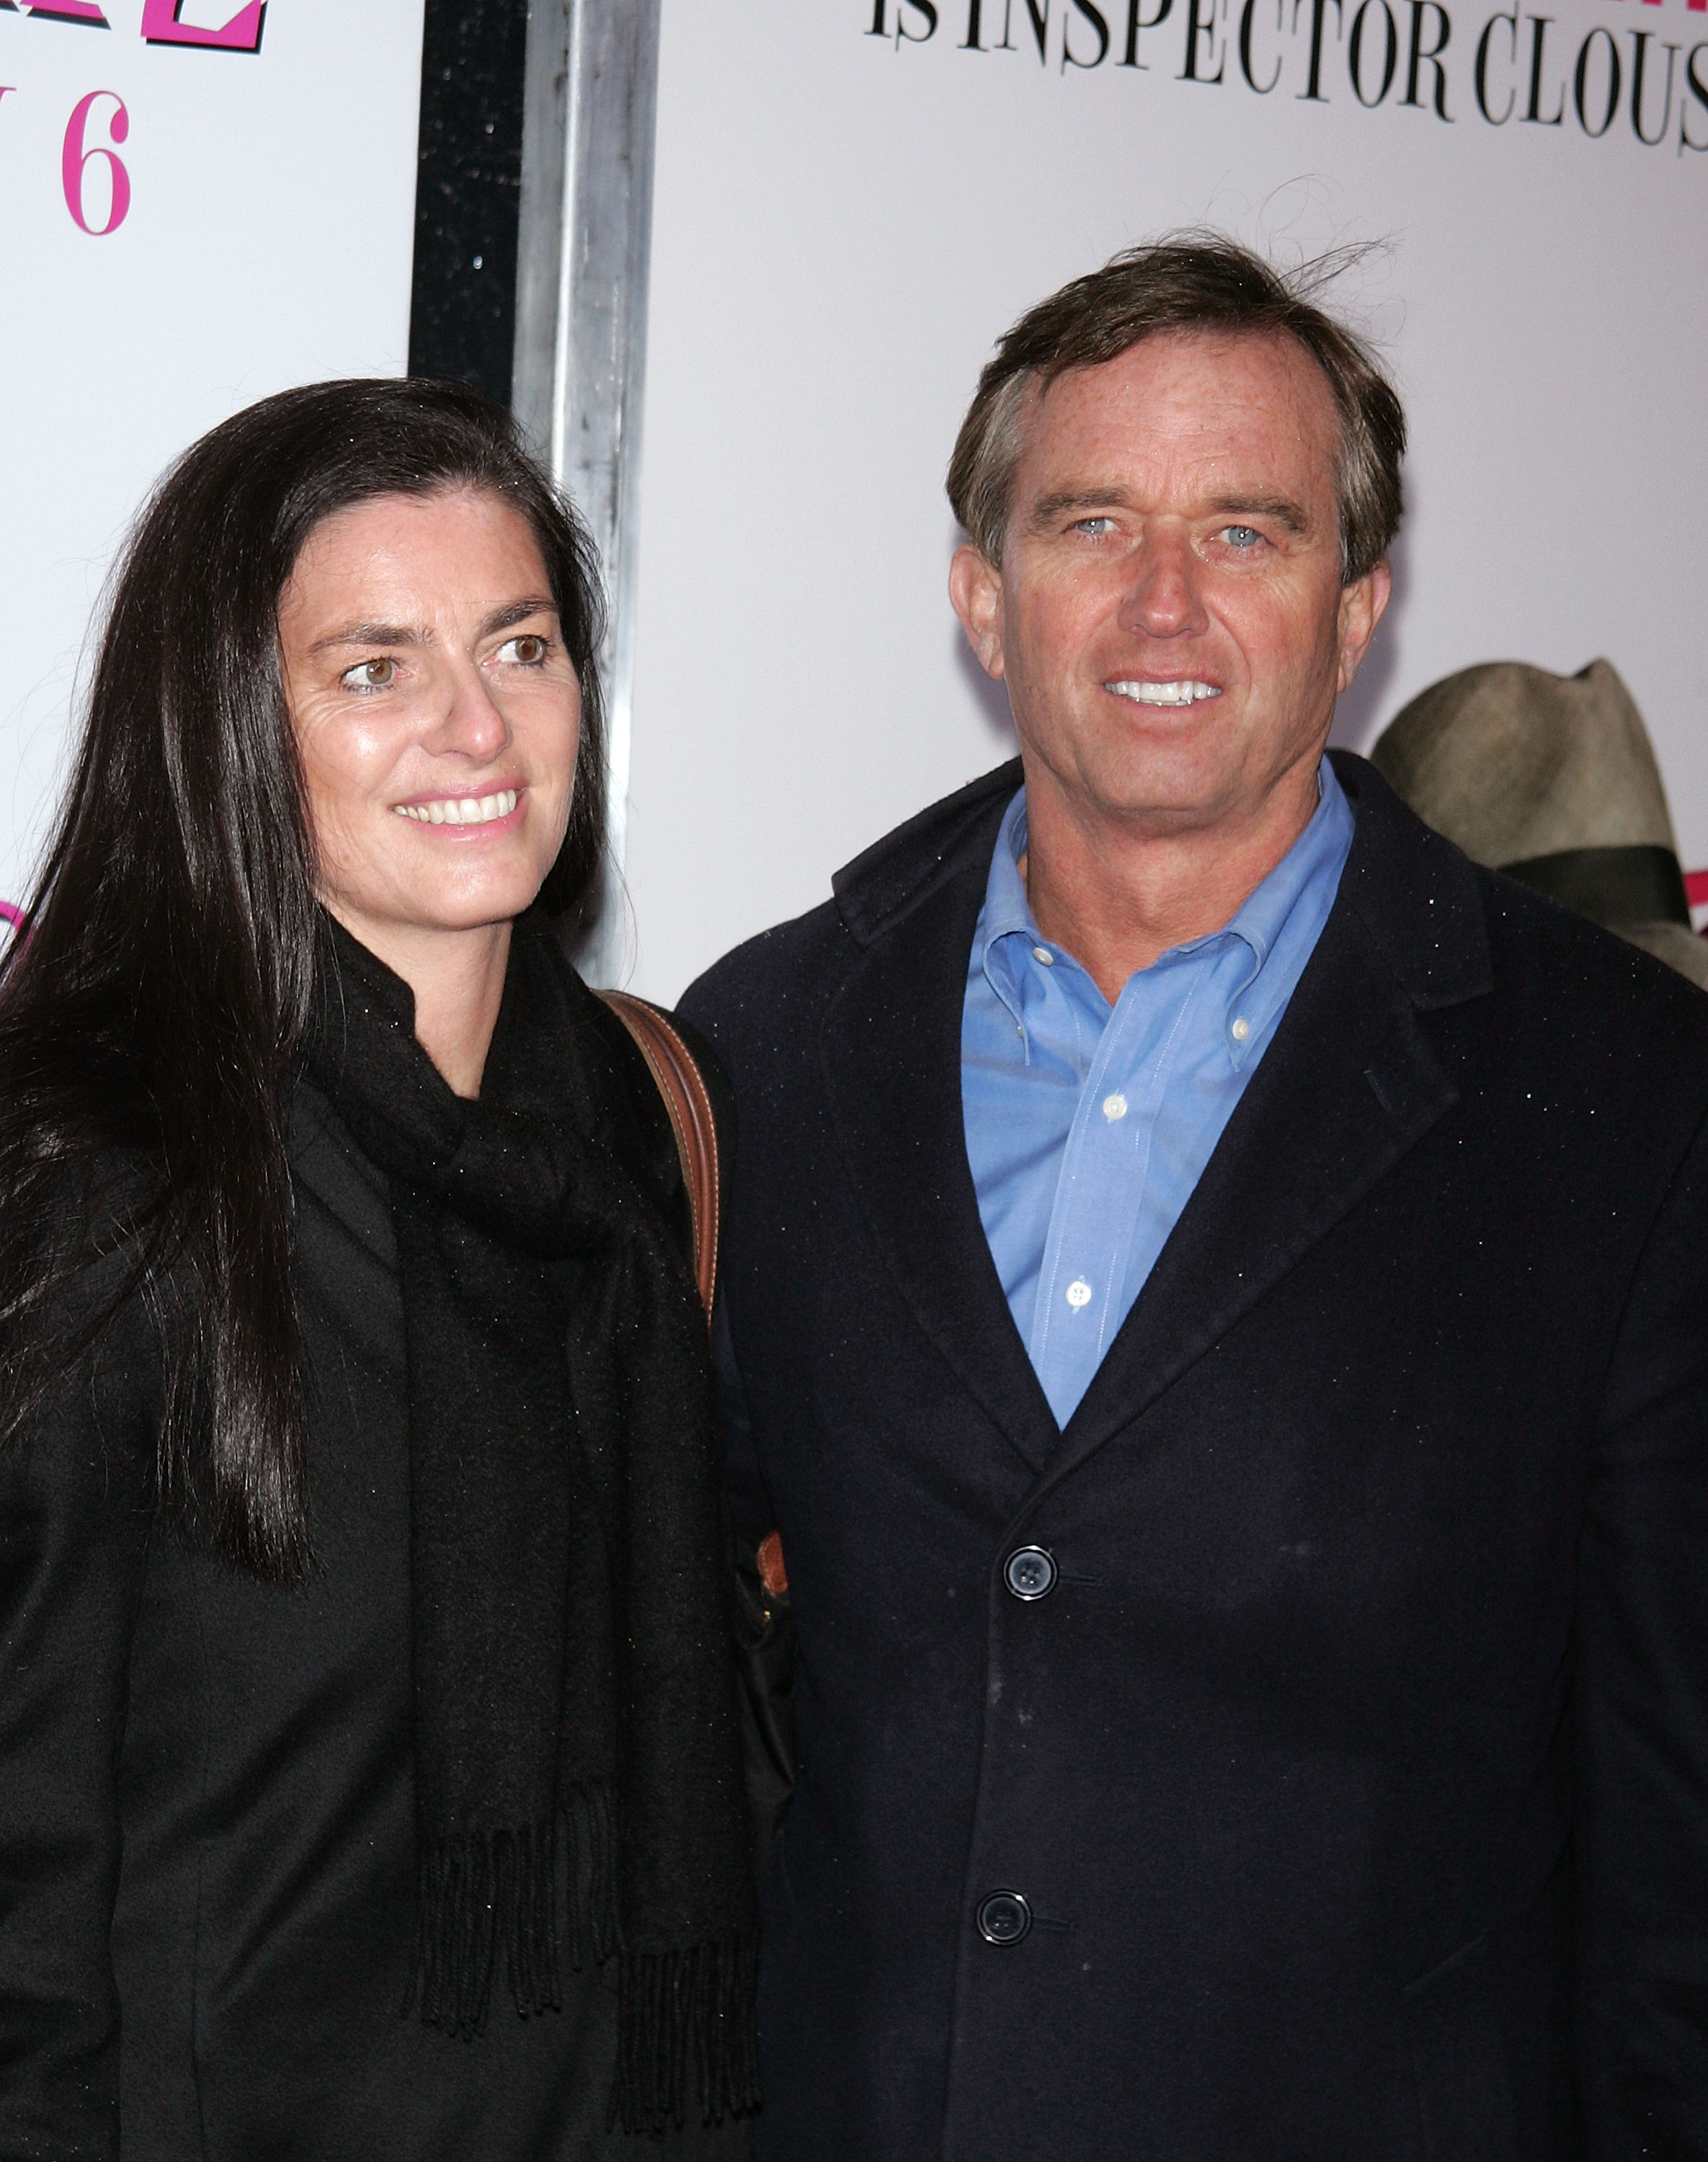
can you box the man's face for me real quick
[950,329,1390,847]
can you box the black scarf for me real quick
[303,911,758,2133]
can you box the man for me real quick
[682,239,1708,2160]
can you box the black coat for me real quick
[0,1018,752,2162]
[680,752,1708,2162]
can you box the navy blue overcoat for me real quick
[682,752,1708,2162]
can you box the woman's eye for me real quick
[340,657,397,691]
[498,633,551,666]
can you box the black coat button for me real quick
[977,1890,1032,1945]
[1004,1545,1057,1600]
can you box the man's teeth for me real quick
[1108,680,1220,707]
[393,788,519,826]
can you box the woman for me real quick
[0,379,757,2157]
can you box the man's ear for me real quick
[1335,558,1392,694]
[949,543,1007,681]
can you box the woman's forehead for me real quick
[283,489,553,628]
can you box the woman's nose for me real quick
[427,663,511,760]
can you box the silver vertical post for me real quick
[514,0,661,983]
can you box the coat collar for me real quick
[822,752,1493,1492]
[831,752,1489,997]
[1324,749,1492,1010]
[824,758,1058,1477]
[832,758,1025,947]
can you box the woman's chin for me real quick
[329,852,559,936]
[327,884,546,954]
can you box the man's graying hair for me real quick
[947,233,1406,585]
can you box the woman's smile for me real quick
[391,786,522,827]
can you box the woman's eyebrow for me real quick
[476,597,559,639]
[311,619,422,654]
[308,597,558,657]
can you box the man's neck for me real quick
[1021,759,1325,1005]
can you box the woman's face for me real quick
[279,486,582,955]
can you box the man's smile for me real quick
[1103,677,1223,707]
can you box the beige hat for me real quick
[1370,658,1708,990]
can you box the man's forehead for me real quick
[1018,328,1340,477]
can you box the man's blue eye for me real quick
[1224,525,1261,548]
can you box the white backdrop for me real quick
[622,0,1708,1000]
[0,0,424,920]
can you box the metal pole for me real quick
[513,0,661,983]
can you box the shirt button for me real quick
[977,1890,1032,1946]
[1231,1016,1251,1042]
[1005,1545,1057,1600]
[1032,946,1054,966]
[1065,1279,1092,1309]
[1101,1092,1128,1121]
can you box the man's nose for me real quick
[1117,528,1206,639]
[427,662,511,760]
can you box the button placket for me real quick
[1025,948,1202,1421]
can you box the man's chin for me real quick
[1045,744,1247,842]
[1025,724,1327,845]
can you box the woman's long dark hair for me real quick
[0,378,608,1580]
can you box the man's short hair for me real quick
[946,233,1406,586]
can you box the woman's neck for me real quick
[329,909,513,1099]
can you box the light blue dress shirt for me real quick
[961,759,1355,1427]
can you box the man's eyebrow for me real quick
[1024,489,1315,536]
[1026,488,1139,532]
[1206,493,1312,535]
[308,597,559,657]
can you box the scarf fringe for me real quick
[406,1784,619,2039]
[610,1929,763,2134]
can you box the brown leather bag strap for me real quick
[596,990,721,1320]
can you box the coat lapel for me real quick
[1038,757,1495,1495]
[815,751,1492,1498]
[821,814,1062,1478]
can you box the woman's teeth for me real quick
[1108,680,1220,706]
[393,788,519,826]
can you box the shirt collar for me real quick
[1212,758,1353,1065]
[977,759,1354,1061]
[980,787,1037,957]
[1219,759,1346,971]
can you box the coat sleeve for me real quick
[0,1280,156,2161]
[1577,1098,1708,2158]
[716,1296,796,1872]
